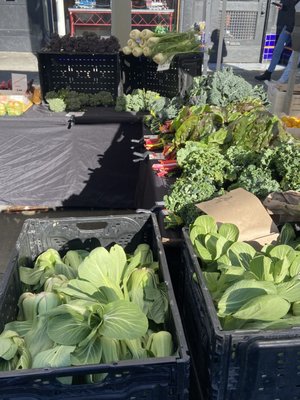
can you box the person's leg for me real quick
[277,51,294,83]
[277,51,300,83]
[255,27,291,81]
[267,28,291,73]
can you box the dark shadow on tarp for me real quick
[62,109,144,209]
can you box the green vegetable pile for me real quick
[115,89,161,112]
[186,68,268,107]
[163,99,298,226]
[45,89,115,112]
[189,215,300,331]
[0,244,175,379]
[43,32,121,54]
[149,66,300,228]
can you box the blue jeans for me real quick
[277,51,300,83]
[268,27,291,73]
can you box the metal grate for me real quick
[219,10,258,40]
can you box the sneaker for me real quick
[255,70,272,81]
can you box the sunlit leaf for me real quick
[233,294,290,321]
[277,279,300,302]
[32,345,75,369]
[47,309,91,345]
[226,241,257,270]
[249,255,273,281]
[218,279,277,316]
[78,248,124,300]
[25,316,54,359]
[99,300,148,340]
[109,244,128,284]
[218,223,239,242]
[191,215,218,234]
[205,233,231,261]
[71,335,102,366]
[289,254,300,277]
[278,223,296,245]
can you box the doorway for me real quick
[218,0,268,62]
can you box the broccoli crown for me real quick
[45,89,115,111]
[47,98,66,113]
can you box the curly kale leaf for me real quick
[187,68,267,108]
[229,165,280,198]
[185,75,208,106]
[176,141,229,185]
[164,176,218,215]
[207,68,264,107]
[115,90,161,112]
[225,146,276,181]
[149,96,184,121]
[164,143,228,221]
[272,142,300,191]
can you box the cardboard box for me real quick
[267,81,300,115]
[286,127,300,139]
[196,188,279,249]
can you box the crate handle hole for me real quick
[76,222,108,231]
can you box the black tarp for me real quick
[0,106,143,209]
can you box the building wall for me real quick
[0,0,48,52]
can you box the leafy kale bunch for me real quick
[150,96,185,121]
[225,146,281,198]
[221,109,295,197]
[164,142,228,224]
[272,142,300,191]
[115,89,161,112]
[43,32,120,53]
[225,139,300,198]
[45,89,114,112]
[186,68,268,107]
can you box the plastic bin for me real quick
[181,227,300,400]
[0,214,189,400]
[37,52,120,98]
[120,52,203,97]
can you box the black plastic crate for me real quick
[37,52,120,98]
[0,214,189,400]
[181,227,300,400]
[120,52,203,98]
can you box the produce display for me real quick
[0,243,175,377]
[137,68,300,227]
[0,79,12,91]
[122,29,199,64]
[45,89,115,112]
[115,88,161,112]
[43,32,120,53]
[281,114,300,128]
[189,215,300,330]
[0,95,33,116]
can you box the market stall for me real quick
[0,18,300,400]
